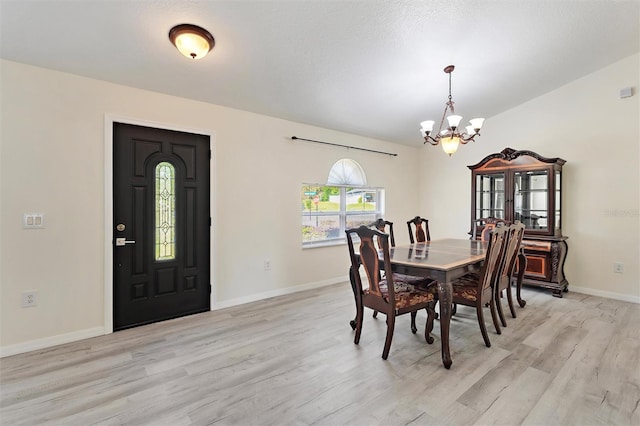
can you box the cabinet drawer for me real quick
[521,240,552,281]
[523,254,550,280]
[522,240,551,252]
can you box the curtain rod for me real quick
[291,136,398,157]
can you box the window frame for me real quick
[301,183,385,248]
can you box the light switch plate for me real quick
[24,213,45,229]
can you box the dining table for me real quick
[349,238,490,369]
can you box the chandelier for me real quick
[420,65,485,156]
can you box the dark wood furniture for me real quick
[450,226,509,347]
[346,226,438,360]
[348,238,488,368]
[470,219,527,309]
[472,217,511,241]
[366,219,436,327]
[371,218,396,247]
[495,222,526,326]
[372,219,435,288]
[469,148,569,297]
[407,216,431,243]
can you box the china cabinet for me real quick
[468,148,568,296]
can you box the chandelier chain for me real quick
[438,103,449,136]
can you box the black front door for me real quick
[113,122,210,330]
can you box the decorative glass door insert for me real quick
[155,162,176,260]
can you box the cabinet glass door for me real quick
[514,170,549,231]
[475,173,505,220]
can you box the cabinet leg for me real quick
[516,250,527,308]
[517,297,527,308]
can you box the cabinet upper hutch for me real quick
[468,148,569,296]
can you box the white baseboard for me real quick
[0,326,106,358]
[212,276,349,310]
[570,285,640,304]
[1,277,349,358]
[2,280,634,358]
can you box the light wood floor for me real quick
[1,283,639,425]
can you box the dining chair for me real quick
[450,224,510,347]
[369,218,437,327]
[371,218,395,247]
[407,216,431,243]
[455,220,509,315]
[346,225,438,360]
[471,217,511,241]
[494,222,526,326]
[371,218,434,286]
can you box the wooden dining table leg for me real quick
[516,249,527,308]
[437,280,453,369]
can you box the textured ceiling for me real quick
[1,0,638,146]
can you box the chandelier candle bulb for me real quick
[420,120,435,134]
[447,115,463,129]
[469,118,485,131]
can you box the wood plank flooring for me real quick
[1,283,639,425]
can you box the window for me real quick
[155,162,176,260]
[301,185,385,247]
[302,159,384,247]
[327,158,367,186]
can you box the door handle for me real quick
[115,237,136,246]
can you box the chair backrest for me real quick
[501,222,526,280]
[370,218,395,247]
[472,217,511,241]
[346,225,395,305]
[476,225,509,293]
[407,216,431,243]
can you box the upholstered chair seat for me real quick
[451,275,488,303]
[372,279,437,309]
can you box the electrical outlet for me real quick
[264,260,271,271]
[22,291,38,307]
[613,262,624,274]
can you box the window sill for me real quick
[302,239,346,249]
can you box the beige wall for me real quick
[2,54,638,355]
[419,53,640,301]
[0,60,422,354]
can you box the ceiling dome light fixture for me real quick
[420,65,485,156]
[169,24,215,60]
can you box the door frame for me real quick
[104,114,216,334]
